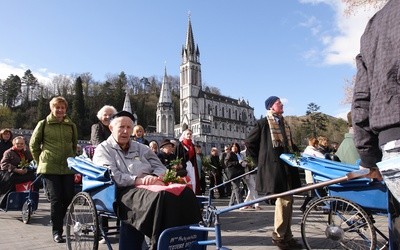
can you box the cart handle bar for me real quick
[217,168,370,215]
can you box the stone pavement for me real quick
[0,190,389,250]
[0,190,387,250]
[0,190,305,249]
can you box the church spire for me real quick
[159,66,172,104]
[123,91,132,113]
[122,89,137,125]
[156,65,175,137]
[182,14,200,63]
[186,15,195,55]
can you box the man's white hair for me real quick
[109,115,134,128]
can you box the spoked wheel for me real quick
[22,200,32,224]
[202,205,216,227]
[301,196,376,250]
[66,192,99,250]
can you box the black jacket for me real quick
[246,118,301,194]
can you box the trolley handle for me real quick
[346,168,370,180]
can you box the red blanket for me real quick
[137,183,190,196]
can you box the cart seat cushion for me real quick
[281,154,361,180]
[67,157,111,181]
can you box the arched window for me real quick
[242,110,247,121]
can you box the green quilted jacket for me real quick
[29,114,78,175]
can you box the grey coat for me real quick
[93,136,166,187]
[352,0,400,168]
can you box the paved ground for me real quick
[0,190,389,250]
[0,189,303,249]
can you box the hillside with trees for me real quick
[0,70,347,146]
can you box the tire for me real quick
[202,205,216,227]
[66,192,99,250]
[301,196,376,250]
[22,200,32,224]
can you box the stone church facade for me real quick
[156,17,256,153]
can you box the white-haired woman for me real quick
[90,105,117,146]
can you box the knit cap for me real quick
[265,96,279,110]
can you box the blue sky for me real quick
[0,0,379,119]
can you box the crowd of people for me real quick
[0,86,397,249]
[3,0,400,248]
[0,97,363,249]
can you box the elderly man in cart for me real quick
[93,111,202,249]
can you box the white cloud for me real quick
[302,48,319,61]
[333,103,351,119]
[299,16,322,36]
[0,59,54,85]
[0,61,25,79]
[300,0,379,67]
[281,98,289,106]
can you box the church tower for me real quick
[180,16,202,129]
[156,66,175,137]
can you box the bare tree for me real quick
[342,76,355,105]
[51,75,73,96]
[342,0,388,15]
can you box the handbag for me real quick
[225,164,245,180]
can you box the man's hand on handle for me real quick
[359,166,383,181]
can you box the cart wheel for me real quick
[301,196,376,250]
[66,192,99,250]
[22,200,32,224]
[202,205,216,227]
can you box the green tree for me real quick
[2,74,22,107]
[0,106,14,128]
[37,87,49,121]
[113,72,127,110]
[302,102,327,137]
[71,76,88,139]
[21,69,38,107]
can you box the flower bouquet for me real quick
[289,152,301,165]
[245,156,256,171]
[169,158,182,170]
[18,159,30,169]
[201,156,213,172]
[161,169,189,185]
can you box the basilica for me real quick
[154,17,256,153]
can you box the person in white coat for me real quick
[300,137,325,212]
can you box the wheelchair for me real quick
[66,157,208,250]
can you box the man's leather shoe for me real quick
[53,234,65,243]
[272,238,302,249]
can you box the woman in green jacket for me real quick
[30,96,77,243]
